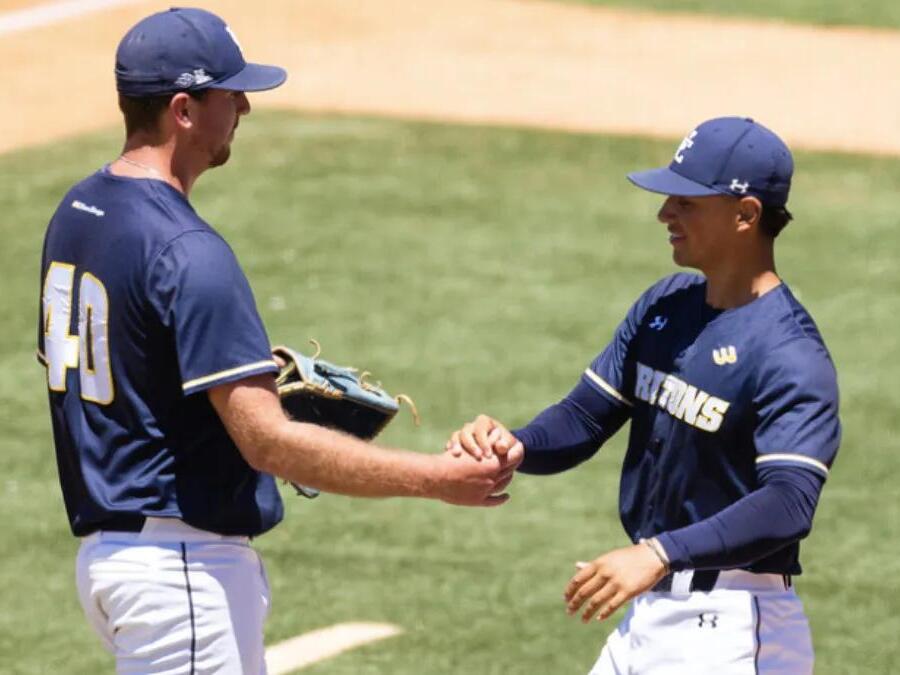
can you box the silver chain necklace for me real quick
[117,154,164,178]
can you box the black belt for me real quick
[652,569,720,592]
[652,570,793,593]
[94,514,146,533]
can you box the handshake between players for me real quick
[445,415,668,624]
[428,430,524,507]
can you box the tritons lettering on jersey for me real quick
[634,362,730,432]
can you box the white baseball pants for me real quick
[589,570,813,674]
[76,517,271,674]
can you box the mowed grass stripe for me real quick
[570,0,900,29]
[1,112,898,673]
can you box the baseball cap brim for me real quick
[627,167,722,198]
[208,63,287,92]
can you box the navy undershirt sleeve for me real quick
[513,379,630,475]
[656,464,824,571]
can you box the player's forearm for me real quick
[209,374,442,499]
[655,466,824,571]
[261,420,439,499]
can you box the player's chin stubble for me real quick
[209,144,231,168]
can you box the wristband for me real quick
[639,537,671,573]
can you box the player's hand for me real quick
[563,543,669,623]
[445,414,523,460]
[432,443,524,507]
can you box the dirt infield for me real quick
[2,0,899,156]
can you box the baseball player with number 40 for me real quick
[38,8,520,673]
[451,117,840,673]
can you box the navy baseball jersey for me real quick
[38,169,282,537]
[584,273,840,573]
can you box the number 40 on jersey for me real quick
[41,262,114,405]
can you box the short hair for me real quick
[117,90,209,137]
[759,205,793,239]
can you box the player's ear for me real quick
[169,93,194,130]
[735,196,762,233]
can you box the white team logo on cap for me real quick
[225,25,243,50]
[674,130,698,164]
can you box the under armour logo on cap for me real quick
[729,179,749,194]
[627,117,794,207]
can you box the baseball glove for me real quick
[273,340,419,498]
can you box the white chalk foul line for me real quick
[265,622,404,674]
[0,0,145,37]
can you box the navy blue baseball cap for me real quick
[115,7,286,96]
[628,117,793,207]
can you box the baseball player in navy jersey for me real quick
[38,8,519,673]
[450,117,840,673]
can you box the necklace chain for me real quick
[117,154,164,178]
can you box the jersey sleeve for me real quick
[583,294,646,409]
[753,338,841,480]
[147,230,278,395]
[583,274,700,408]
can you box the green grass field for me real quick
[572,0,900,29]
[2,112,899,673]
